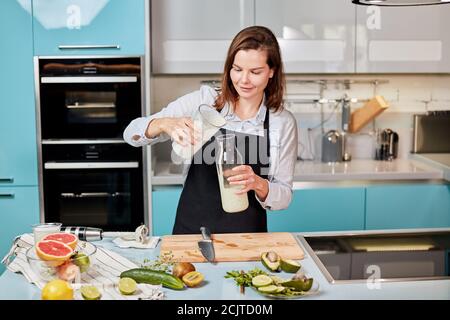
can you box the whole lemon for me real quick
[41,279,74,300]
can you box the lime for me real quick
[269,275,285,285]
[257,285,279,294]
[80,285,101,300]
[251,275,273,288]
[274,286,286,293]
[72,253,90,273]
[118,277,137,295]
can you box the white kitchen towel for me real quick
[112,236,160,249]
[2,233,165,300]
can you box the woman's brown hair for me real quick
[214,26,285,112]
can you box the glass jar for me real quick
[215,133,249,213]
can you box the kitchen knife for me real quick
[198,227,215,263]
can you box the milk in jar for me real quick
[215,134,249,213]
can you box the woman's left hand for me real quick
[227,165,269,201]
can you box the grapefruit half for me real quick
[42,233,78,250]
[36,240,74,267]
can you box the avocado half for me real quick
[261,251,281,272]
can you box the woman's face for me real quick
[230,49,274,102]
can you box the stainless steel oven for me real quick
[37,57,142,140]
[41,144,144,231]
[35,56,147,231]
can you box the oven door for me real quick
[39,77,141,139]
[43,162,144,231]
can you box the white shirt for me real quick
[123,85,298,211]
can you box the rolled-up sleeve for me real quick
[123,85,218,147]
[256,111,298,211]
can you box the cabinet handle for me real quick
[44,161,139,169]
[0,178,14,183]
[41,76,137,84]
[58,45,120,50]
[0,193,15,198]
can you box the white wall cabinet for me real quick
[255,0,356,73]
[151,0,450,74]
[151,0,255,74]
[356,4,450,73]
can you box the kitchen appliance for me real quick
[37,57,142,140]
[198,227,215,263]
[322,130,343,163]
[60,225,148,242]
[375,128,399,161]
[41,143,144,231]
[298,230,450,283]
[413,111,450,153]
[35,56,147,231]
[160,232,304,262]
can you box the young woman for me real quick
[124,26,298,234]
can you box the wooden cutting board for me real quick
[160,232,304,263]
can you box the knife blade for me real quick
[198,227,215,262]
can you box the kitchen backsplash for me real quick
[150,74,450,161]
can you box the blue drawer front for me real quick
[268,188,366,232]
[152,187,182,236]
[0,186,40,275]
[366,184,450,230]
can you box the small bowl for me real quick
[26,241,97,283]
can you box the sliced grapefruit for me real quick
[36,240,74,267]
[42,233,78,250]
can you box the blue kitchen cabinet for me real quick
[0,0,38,187]
[151,186,366,235]
[0,187,40,274]
[32,0,145,56]
[268,188,366,232]
[152,187,182,236]
[365,184,450,230]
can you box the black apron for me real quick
[172,109,270,234]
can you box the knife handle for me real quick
[200,227,211,240]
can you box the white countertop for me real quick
[410,153,450,181]
[152,158,444,186]
[293,158,443,181]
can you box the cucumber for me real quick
[120,268,185,290]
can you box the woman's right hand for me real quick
[146,117,200,146]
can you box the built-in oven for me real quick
[35,56,147,231]
[41,144,144,231]
[37,57,142,140]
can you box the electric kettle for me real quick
[322,130,343,163]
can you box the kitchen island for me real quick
[1,230,449,300]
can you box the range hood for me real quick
[352,0,450,6]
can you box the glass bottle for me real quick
[215,133,249,213]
